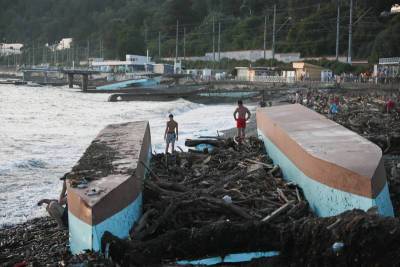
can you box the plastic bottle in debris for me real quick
[222,195,232,204]
[332,242,344,253]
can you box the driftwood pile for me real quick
[0,217,68,266]
[385,156,400,216]
[140,137,311,234]
[102,137,313,265]
[314,94,400,154]
[0,217,112,267]
[104,207,400,267]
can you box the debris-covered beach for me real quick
[2,88,400,267]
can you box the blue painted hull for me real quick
[96,78,160,90]
[69,193,143,254]
[67,121,152,255]
[176,251,280,266]
[258,130,394,217]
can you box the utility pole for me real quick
[101,39,104,58]
[347,0,353,64]
[263,15,267,60]
[212,16,215,62]
[175,20,179,61]
[98,40,100,59]
[158,31,161,58]
[72,46,75,67]
[87,40,90,66]
[144,25,148,50]
[32,42,35,66]
[272,5,276,61]
[218,22,221,61]
[183,27,186,61]
[336,0,340,61]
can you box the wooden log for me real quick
[261,201,294,222]
[244,158,273,168]
[199,197,253,220]
[140,160,161,181]
[156,181,188,192]
[130,209,157,237]
[102,220,281,266]
[134,201,177,240]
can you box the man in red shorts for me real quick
[386,98,395,113]
[233,100,251,142]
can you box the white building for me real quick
[235,66,295,83]
[391,4,400,14]
[0,43,24,55]
[91,54,153,72]
[57,38,73,50]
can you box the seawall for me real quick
[256,104,394,217]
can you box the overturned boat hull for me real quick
[67,121,152,254]
[96,77,160,90]
[256,104,393,217]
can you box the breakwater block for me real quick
[256,104,394,217]
[66,121,152,254]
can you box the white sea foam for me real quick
[0,85,255,227]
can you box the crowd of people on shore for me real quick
[289,90,400,118]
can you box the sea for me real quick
[0,85,253,227]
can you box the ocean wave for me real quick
[164,99,203,117]
[13,159,47,169]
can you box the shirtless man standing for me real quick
[233,100,251,142]
[164,114,178,154]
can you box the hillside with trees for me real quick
[0,0,399,62]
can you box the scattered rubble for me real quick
[0,217,69,266]
[0,217,112,266]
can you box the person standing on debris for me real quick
[386,98,395,113]
[37,175,68,229]
[234,100,251,142]
[329,98,339,120]
[295,91,300,104]
[164,114,179,154]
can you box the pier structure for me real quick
[66,121,152,254]
[21,67,65,85]
[62,69,99,91]
[256,104,394,217]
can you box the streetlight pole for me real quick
[212,16,215,62]
[347,0,353,64]
[218,21,221,61]
[158,31,161,58]
[183,27,186,61]
[336,0,340,61]
[263,15,267,60]
[272,5,276,61]
[175,20,179,61]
